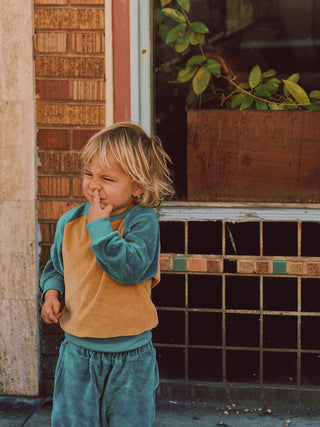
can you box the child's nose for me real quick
[89,180,102,191]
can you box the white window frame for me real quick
[128,1,320,221]
[130,0,153,134]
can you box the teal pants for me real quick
[51,339,159,427]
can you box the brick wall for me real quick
[34,0,106,394]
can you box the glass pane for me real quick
[154,0,320,200]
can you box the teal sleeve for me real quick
[86,206,160,286]
[40,214,66,302]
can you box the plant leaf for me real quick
[254,87,271,98]
[249,65,262,89]
[309,103,320,111]
[287,73,300,83]
[161,7,186,23]
[174,31,190,52]
[239,82,250,90]
[269,102,285,110]
[283,73,300,96]
[190,21,210,34]
[283,80,310,105]
[192,65,211,95]
[255,99,268,110]
[231,93,245,109]
[161,0,172,7]
[185,89,199,110]
[310,90,320,100]
[190,31,205,45]
[178,65,197,82]
[268,78,281,85]
[165,23,187,44]
[240,94,254,110]
[177,0,190,12]
[262,69,277,78]
[257,82,279,95]
[187,55,206,66]
[207,59,221,76]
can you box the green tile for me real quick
[173,257,187,272]
[273,260,287,274]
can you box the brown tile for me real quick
[206,259,222,273]
[287,261,303,275]
[256,261,271,274]
[160,256,171,271]
[306,263,320,276]
[238,260,255,274]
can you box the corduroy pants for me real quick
[51,338,159,427]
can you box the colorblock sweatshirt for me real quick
[40,203,160,350]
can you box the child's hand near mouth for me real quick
[88,189,113,222]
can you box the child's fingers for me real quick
[92,189,101,206]
[102,204,114,217]
[41,301,61,324]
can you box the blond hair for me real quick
[81,122,174,207]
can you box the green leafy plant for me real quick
[159,0,320,111]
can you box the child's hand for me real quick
[41,290,62,325]
[88,189,113,223]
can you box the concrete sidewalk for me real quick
[1,396,320,426]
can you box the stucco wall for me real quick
[0,0,38,395]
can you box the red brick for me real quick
[38,200,79,221]
[36,80,69,100]
[35,56,105,78]
[39,246,52,271]
[35,0,67,4]
[35,9,104,30]
[72,129,100,149]
[71,0,104,4]
[72,177,84,197]
[36,104,105,126]
[37,176,71,197]
[70,80,105,101]
[38,152,81,174]
[39,223,57,244]
[37,129,70,149]
[36,32,67,53]
[69,33,105,54]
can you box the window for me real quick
[154,0,320,200]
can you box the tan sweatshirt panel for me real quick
[59,214,159,338]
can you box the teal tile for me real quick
[173,257,187,272]
[273,260,287,274]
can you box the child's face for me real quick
[83,154,143,216]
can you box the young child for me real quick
[40,122,174,427]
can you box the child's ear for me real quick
[133,183,144,198]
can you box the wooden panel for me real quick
[112,0,131,122]
[187,110,320,203]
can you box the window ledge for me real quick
[158,202,320,221]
